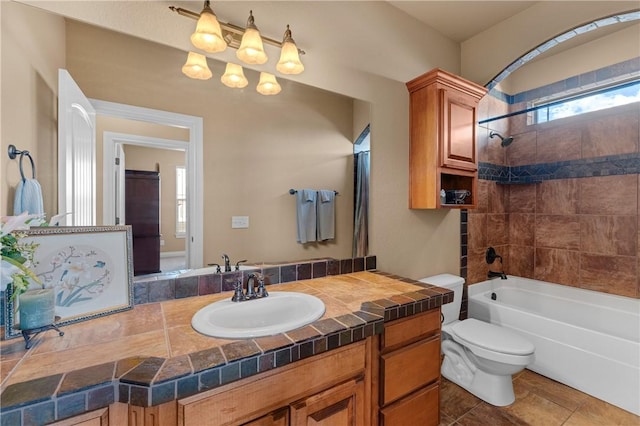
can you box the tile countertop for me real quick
[0,271,453,419]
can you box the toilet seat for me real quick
[452,319,535,356]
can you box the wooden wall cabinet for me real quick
[375,308,442,426]
[406,68,487,209]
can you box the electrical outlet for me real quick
[231,216,249,229]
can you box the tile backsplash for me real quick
[465,61,639,300]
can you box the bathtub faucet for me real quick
[488,270,507,280]
[222,253,231,272]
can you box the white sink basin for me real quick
[192,292,326,339]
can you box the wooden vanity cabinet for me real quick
[376,308,442,426]
[177,340,370,426]
[406,68,487,209]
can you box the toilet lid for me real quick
[451,319,534,355]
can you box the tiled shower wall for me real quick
[466,67,639,299]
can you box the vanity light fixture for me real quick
[236,11,268,65]
[256,72,281,95]
[170,1,306,95]
[221,63,249,88]
[182,52,213,80]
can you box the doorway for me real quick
[104,133,188,274]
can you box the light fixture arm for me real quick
[168,5,305,54]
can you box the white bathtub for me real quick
[468,276,640,415]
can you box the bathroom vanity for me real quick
[1,271,452,426]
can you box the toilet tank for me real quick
[419,274,464,325]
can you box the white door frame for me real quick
[93,99,203,269]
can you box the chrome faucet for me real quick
[230,273,268,302]
[222,253,231,272]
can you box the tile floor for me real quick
[440,369,640,425]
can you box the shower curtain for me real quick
[353,151,369,257]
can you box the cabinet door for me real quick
[243,407,289,426]
[290,378,364,426]
[47,408,109,426]
[380,383,439,426]
[440,89,478,171]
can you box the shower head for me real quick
[489,131,514,147]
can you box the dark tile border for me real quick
[479,152,639,184]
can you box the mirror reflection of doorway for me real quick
[110,137,188,275]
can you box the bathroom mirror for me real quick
[2,2,371,275]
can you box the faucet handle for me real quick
[208,263,222,273]
[231,279,246,302]
[235,260,248,271]
[256,275,268,298]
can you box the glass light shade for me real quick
[221,63,249,88]
[276,26,304,75]
[182,52,212,80]
[277,41,304,74]
[256,72,282,95]
[237,27,268,65]
[190,4,227,53]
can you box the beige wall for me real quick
[461,1,638,85]
[0,2,64,219]
[122,145,185,254]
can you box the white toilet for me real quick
[420,274,535,406]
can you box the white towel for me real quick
[13,179,44,215]
[316,190,335,241]
[296,189,317,243]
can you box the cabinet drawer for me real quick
[382,308,440,351]
[380,335,440,405]
[380,383,439,426]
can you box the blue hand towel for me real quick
[13,178,44,215]
[296,189,317,243]
[316,190,335,241]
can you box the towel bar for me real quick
[289,189,339,195]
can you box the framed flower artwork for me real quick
[3,226,134,339]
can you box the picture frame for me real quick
[3,226,134,339]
